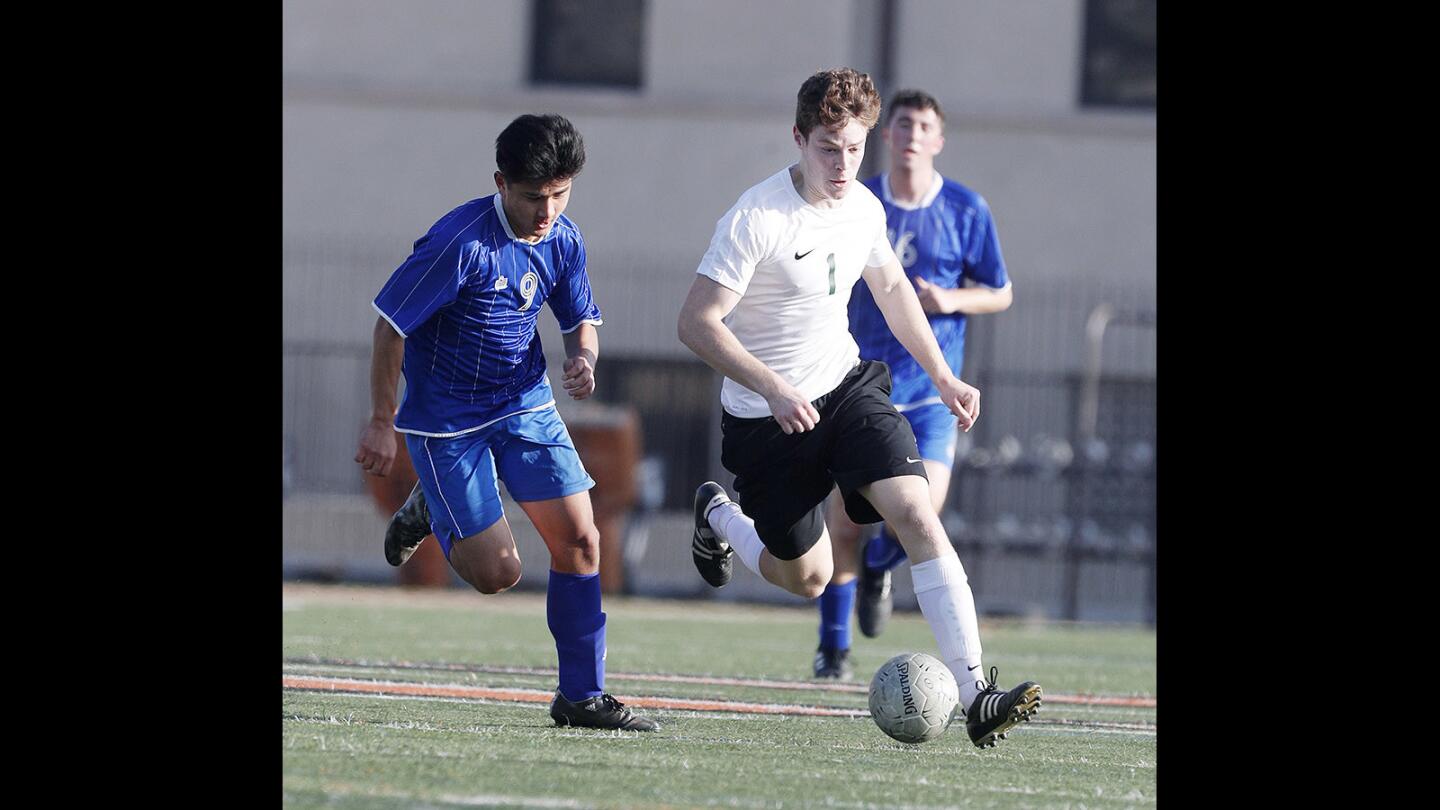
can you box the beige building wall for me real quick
[891,0,1155,292]
[284,0,1154,358]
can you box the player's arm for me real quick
[862,258,980,431]
[561,322,599,400]
[913,278,1013,315]
[676,275,821,434]
[916,201,1012,316]
[355,316,405,476]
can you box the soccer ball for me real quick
[868,652,960,744]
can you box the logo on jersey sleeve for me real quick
[517,271,539,311]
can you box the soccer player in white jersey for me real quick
[355,114,657,732]
[678,69,1040,749]
[813,89,1015,678]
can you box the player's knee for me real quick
[792,556,833,599]
[890,499,939,541]
[777,514,830,597]
[794,574,828,600]
[828,517,859,554]
[473,557,523,594]
[566,526,601,571]
[453,549,523,595]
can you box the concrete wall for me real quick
[895,0,1086,115]
[282,0,531,93]
[892,0,1155,293]
[284,0,1155,356]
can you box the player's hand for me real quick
[765,381,821,435]
[562,355,595,400]
[355,418,398,476]
[938,375,980,432]
[914,277,955,315]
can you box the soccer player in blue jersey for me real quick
[811,89,1014,680]
[682,70,1039,749]
[354,114,657,732]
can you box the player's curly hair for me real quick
[886,89,946,127]
[495,114,586,184]
[794,68,882,139]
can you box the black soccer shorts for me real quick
[719,360,928,560]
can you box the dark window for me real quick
[1080,0,1156,109]
[531,0,646,88]
[588,356,717,510]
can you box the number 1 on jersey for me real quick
[827,253,836,295]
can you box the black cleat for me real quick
[384,483,432,567]
[812,646,853,680]
[855,560,893,638]
[549,691,660,732]
[964,666,1042,749]
[691,482,734,588]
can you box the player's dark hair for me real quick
[495,114,586,184]
[885,89,946,127]
[795,68,882,138]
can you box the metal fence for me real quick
[953,282,1155,622]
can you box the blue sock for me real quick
[863,524,908,572]
[546,570,606,702]
[817,580,856,652]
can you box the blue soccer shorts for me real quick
[404,406,595,557]
[901,402,960,469]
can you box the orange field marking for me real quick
[283,675,866,717]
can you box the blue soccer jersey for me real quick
[372,194,602,437]
[851,172,1009,409]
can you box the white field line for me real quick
[289,778,1123,810]
[284,674,866,717]
[285,694,1157,743]
[291,770,1151,809]
[283,656,1156,708]
[283,673,1156,735]
[287,781,597,808]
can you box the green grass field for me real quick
[283,583,1155,809]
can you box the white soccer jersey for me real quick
[696,167,898,418]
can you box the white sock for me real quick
[910,553,987,710]
[708,501,765,576]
